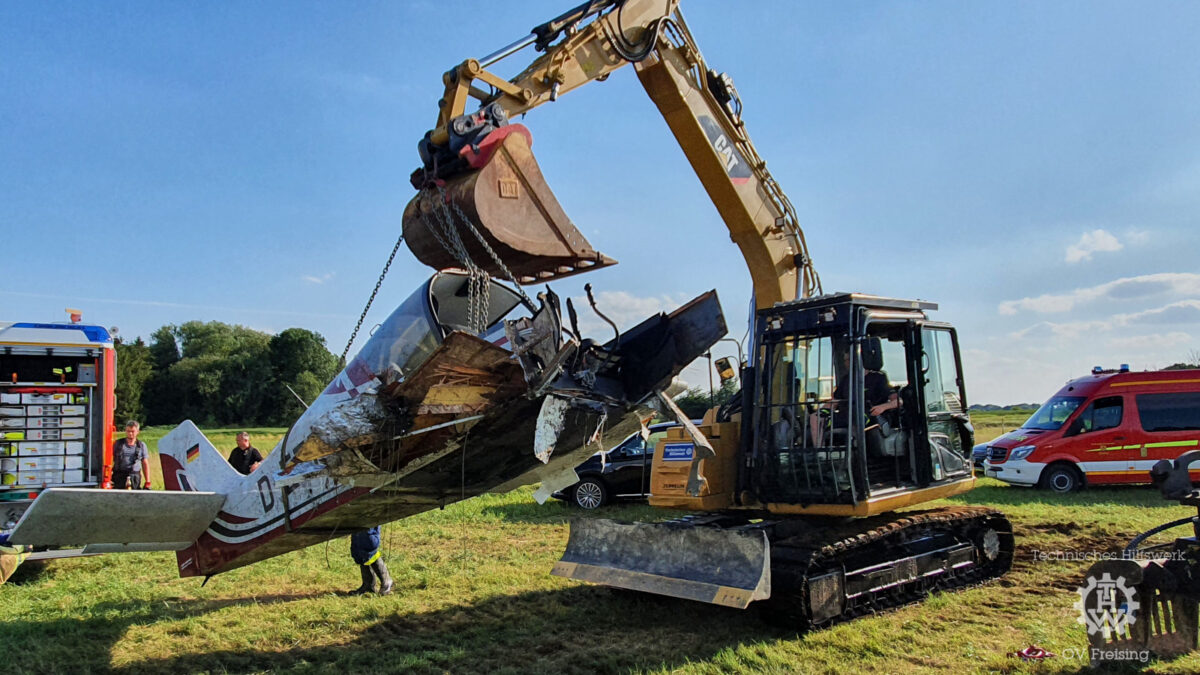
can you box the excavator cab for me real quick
[748,293,976,508]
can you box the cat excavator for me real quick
[401,0,1013,628]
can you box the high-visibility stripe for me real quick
[1110,378,1200,387]
[1086,440,1198,453]
[1145,440,1199,449]
[363,549,382,566]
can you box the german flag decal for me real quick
[186,444,200,463]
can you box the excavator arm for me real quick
[403,0,819,306]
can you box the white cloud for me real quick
[1125,228,1151,245]
[567,289,692,335]
[998,272,1200,315]
[1065,229,1123,263]
[1108,332,1193,351]
[302,272,335,285]
[1119,299,1200,325]
[1008,300,1200,340]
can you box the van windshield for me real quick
[1022,395,1086,430]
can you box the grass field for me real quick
[4,414,1198,673]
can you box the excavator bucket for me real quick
[552,518,771,609]
[402,127,617,284]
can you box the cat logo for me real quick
[699,115,752,184]
[713,133,739,173]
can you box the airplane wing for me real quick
[9,488,225,551]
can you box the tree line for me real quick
[114,321,340,427]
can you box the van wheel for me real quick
[573,479,608,509]
[1039,463,1083,493]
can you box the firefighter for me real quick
[111,420,151,489]
[349,526,393,596]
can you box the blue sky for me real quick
[3,1,1198,404]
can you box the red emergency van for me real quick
[984,366,1200,492]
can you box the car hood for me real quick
[985,428,1049,450]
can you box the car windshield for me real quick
[1022,395,1086,430]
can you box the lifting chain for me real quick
[419,184,534,326]
[339,232,405,367]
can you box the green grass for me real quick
[4,419,1197,673]
[971,410,1035,446]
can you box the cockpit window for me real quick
[355,272,532,386]
[429,273,526,335]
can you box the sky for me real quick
[3,1,1199,405]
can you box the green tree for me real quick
[143,325,185,425]
[143,321,272,425]
[266,328,339,424]
[673,380,739,420]
[113,336,152,424]
[140,321,337,426]
[148,325,180,370]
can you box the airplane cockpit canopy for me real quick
[355,271,532,384]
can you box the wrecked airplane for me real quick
[10,270,724,577]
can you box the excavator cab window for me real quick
[921,327,972,481]
[755,332,857,504]
[860,323,915,490]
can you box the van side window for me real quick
[1136,393,1200,432]
[1072,396,1123,435]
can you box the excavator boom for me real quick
[401,0,819,302]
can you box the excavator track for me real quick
[760,505,1014,629]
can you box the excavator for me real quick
[401,0,1014,627]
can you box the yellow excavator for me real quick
[401,0,1013,628]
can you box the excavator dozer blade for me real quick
[402,128,617,284]
[552,518,771,609]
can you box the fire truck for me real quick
[1,317,116,576]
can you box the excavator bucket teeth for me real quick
[402,129,617,284]
[552,519,771,609]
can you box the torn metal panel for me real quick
[656,391,716,497]
[533,395,570,463]
[532,463,581,505]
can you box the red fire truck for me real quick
[1,318,117,578]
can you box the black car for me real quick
[553,422,688,509]
[972,442,989,469]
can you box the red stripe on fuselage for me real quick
[179,486,371,577]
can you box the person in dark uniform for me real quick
[810,341,899,445]
[227,432,263,475]
[349,526,394,596]
[111,420,151,489]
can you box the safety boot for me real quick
[350,563,376,595]
[371,559,394,596]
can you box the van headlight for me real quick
[1009,445,1037,461]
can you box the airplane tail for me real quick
[158,421,242,494]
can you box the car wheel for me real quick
[573,478,607,509]
[1039,463,1083,493]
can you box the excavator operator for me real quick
[810,339,899,446]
